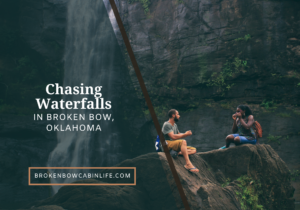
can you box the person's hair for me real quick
[237,104,252,116]
[168,109,177,118]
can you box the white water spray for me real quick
[47,0,123,193]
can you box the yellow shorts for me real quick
[166,139,196,152]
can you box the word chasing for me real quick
[46,124,101,132]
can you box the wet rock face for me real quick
[0,116,57,209]
[30,145,295,210]
[115,0,300,107]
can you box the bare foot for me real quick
[184,164,199,173]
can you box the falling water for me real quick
[47,0,125,192]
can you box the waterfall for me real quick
[47,0,125,192]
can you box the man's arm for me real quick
[168,130,192,140]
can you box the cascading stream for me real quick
[47,0,123,193]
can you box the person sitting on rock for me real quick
[219,105,257,149]
[162,109,199,173]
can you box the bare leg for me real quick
[226,135,235,148]
[233,136,241,146]
[181,140,199,173]
[178,148,196,156]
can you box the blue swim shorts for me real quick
[231,134,257,145]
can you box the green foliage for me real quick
[232,57,247,73]
[260,100,277,110]
[244,34,251,41]
[163,85,170,89]
[271,73,283,79]
[205,102,213,107]
[197,55,208,83]
[290,169,300,181]
[143,109,150,118]
[205,32,249,96]
[297,83,300,87]
[128,0,151,14]
[221,102,230,109]
[221,178,231,187]
[154,106,168,118]
[235,175,264,210]
[234,34,251,42]
[220,101,236,109]
[235,37,244,42]
[267,134,281,145]
[207,61,232,87]
[226,84,235,90]
[206,58,247,95]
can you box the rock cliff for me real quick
[113,0,300,202]
[115,0,300,107]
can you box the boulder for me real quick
[30,144,295,210]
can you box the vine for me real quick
[235,175,264,210]
[221,178,231,187]
[260,99,277,110]
[267,134,282,145]
[235,34,251,42]
[128,0,151,14]
[290,169,300,181]
[206,57,247,95]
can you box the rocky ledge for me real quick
[22,144,295,210]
